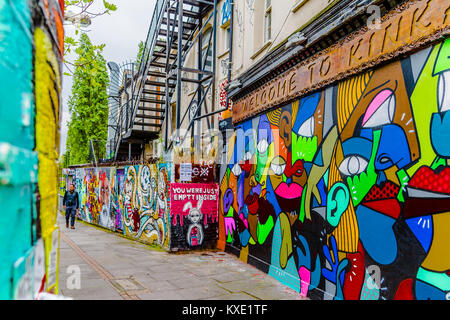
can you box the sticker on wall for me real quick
[45,228,59,292]
[179,163,192,182]
[12,248,34,300]
[33,239,46,298]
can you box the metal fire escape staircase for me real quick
[112,0,219,161]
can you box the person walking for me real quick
[63,183,79,229]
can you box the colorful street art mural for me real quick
[67,162,221,251]
[111,168,125,231]
[0,0,64,299]
[69,164,174,249]
[121,164,170,248]
[219,39,450,300]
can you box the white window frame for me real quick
[264,0,272,43]
[201,27,213,72]
[224,26,231,51]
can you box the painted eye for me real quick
[338,156,369,176]
[270,156,286,176]
[362,89,396,128]
[231,163,242,176]
[438,70,450,112]
[297,116,315,138]
[257,138,269,154]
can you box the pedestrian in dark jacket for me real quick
[63,183,79,229]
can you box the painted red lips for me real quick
[275,182,304,212]
[362,181,401,219]
[403,166,450,218]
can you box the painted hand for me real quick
[322,235,348,284]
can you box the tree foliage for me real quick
[66,33,109,165]
[64,0,117,71]
[60,153,70,169]
[136,40,145,69]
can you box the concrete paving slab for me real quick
[176,286,230,300]
[167,274,217,289]
[207,271,251,283]
[136,289,185,300]
[203,292,259,300]
[133,278,178,292]
[216,278,276,293]
[243,286,307,300]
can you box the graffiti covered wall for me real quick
[219,39,450,300]
[0,0,64,299]
[71,164,173,250]
[121,164,170,248]
[68,162,221,251]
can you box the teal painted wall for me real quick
[0,0,64,299]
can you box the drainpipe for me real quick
[225,0,234,112]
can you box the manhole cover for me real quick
[110,278,146,292]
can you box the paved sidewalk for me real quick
[58,213,307,300]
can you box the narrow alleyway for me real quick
[57,213,307,300]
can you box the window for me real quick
[224,26,231,51]
[264,0,272,43]
[202,27,213,72]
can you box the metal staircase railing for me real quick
[112,0,218,161]
[113,0,167,159]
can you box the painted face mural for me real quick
[74,164,172,249]
[111,168,125,231]
[85,169,101,224]
[98,169,113,229]
[219,38,450,300]
[122,165,169,247]
[402,39,450,300]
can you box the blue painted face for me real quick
[431,69,450,158]
[430,111,450,158]
[373,124,412,172]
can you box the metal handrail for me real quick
[127,0,167,135]
[112,0,167,160]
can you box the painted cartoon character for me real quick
[158,168,168,219]
[184,198,204,247]
[86,170,101,223]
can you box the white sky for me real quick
[60,0,157,155]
